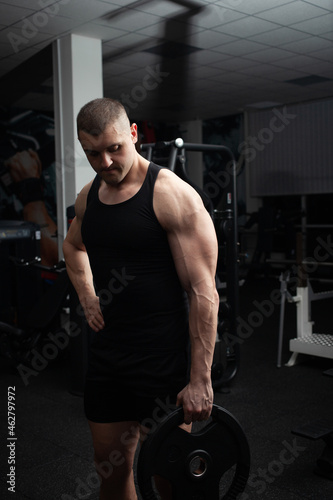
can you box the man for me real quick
[63,98,219,500]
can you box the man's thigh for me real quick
[88,420,141,465]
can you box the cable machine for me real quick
[141,138,240,387]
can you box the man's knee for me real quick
[93,444,129,470]
[89,421,140,484]
[93,441,138,482]
[94,451,133,486]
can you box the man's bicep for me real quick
[63,215,86,252]
[63,182,92,251]
[155,170,218,290]
[167,209,218,293]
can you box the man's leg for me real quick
[88,420,141,500]
[140,422,192,500]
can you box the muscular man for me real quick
[63,98,219,500]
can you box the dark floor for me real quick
[1,276,333,500]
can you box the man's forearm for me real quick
[63,240,95,300]
[63,239,105,332]
[188,286,219,383]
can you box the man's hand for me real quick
[5,149,42,181]
[176,380,214,424]
[80,293,105,332]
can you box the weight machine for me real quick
[276,233,333,368]
[141,138,241,387]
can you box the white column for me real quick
[53,34,103,257]
[180,119,203,188]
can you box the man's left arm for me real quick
[155,170,220,424]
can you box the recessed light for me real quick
[143,41,202,59]
[285,75,332,86]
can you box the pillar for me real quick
[53,34,103,257]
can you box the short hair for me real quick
[77,98,129,136]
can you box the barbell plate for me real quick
[137,404,250,500]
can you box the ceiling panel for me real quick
[103,32,153,49]
[214,16,280,37]
[185,4,247,29]
[183,29,238,49]
[0,0,44,7]
[0,3,34,24]
[0,0,332,121]
[256,1,329,25]
[244,47,297,63]
[213,39,268,56]
[248,26,312,45]
[301,0,333,10]
[291,12,333,34]
[214,0,296,16]
[272,54,330,70]
[57,0,120,21]
[281,36,333,53]
[97,9,161,32]
[210,57,258,71]
[73,23,127,40]
[321,30,333,40]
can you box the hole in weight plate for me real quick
[189,455,208,478]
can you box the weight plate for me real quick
[137,404,250,500]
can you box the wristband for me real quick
[14,178,44,205]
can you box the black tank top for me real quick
[81,162,189,350]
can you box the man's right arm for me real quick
[63,185,105,332]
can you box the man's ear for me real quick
[130,123,138,143]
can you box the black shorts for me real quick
[84,335,189,424]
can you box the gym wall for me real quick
[246,98,333,197]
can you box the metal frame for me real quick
[277,271,333,367]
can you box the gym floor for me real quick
[0,275,332,500]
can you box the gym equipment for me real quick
[137,404,250,500]
[292,418,333,480]
[277,233,333,368]
[290,340,333,480]
[277,234,333,367]
[278,272,333,367]
[141,139,241,388]
[0,220,41,327]
[0,255,69,367]
[0,109,55,195]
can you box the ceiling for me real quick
[0,0,332,122]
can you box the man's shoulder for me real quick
[155,168,200,202]
[154,168,204,230]
[75,178,96,219]
[155,167,187,190]
[81,178,96,195]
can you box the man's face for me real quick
[79,121,138,186]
